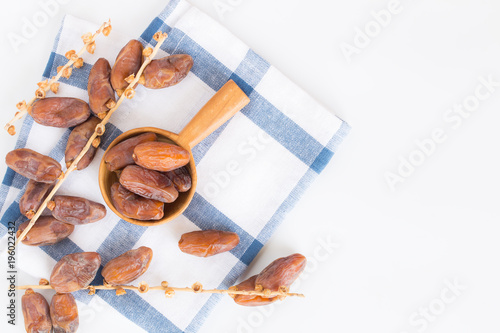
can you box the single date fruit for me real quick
[50,195,106,225]
[102,246,153,285]
[50,252,101,293]
[65,116,101,170]
[110,182,164,220]
[133,141,190,172]
[178,230,240,257]
[6,148,62,183]
[87,58,115,117]
[255,253,306,293]
[110,40,143,94]
[50,293,79,333]
[164,167,192,192]
[22,289,52,333]
[28,97,90,128]
[104,132,157,171]
[19,180,54,218]
[120,165,178,203]
[17,216,74,246]
[230,275,277,307]
[142,54,193,89]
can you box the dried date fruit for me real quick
[22,289,52,333]
[17,216,74,246]
[120,165,178,203]
[6,149,62,183]
[110,40,143,94]
[255,253,306,293]
[104,132,157,171]
[50,293,79,333]
[50,195,106,225]
[133,141,190,172]
[28,97,90,128]
[110,183,164,220]
[178,230,240,257]
[230,275,277,307]
[65,116,101,170]
[164,167,191,192]
[19,180,54,218]
[87,58,115,117]
[50,252,101,293]
[102,246,153,285]
[142,54,193,89]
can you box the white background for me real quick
[1,0,500,332]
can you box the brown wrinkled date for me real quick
[230,275,277,307]
[6,149,62,183]
[17,216,74,246]
[165,167,192,192]
[104,132,157,171]
[28,97,90,128]
[133,141,190,172]
[101,246,153,285]
[110,39,143,94]
[120,165,178,203]
[51,195,106,225]
[50,293,79,333]
[22,289,52,333]
[142,54,193,89]
[19,180,54,218]
[87,58,115,117]
[255,253,306,292]
[111,182,164,220]
[50,252,101,293]
[178,230,240,257]
[65,116,101,170]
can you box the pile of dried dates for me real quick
[105,133,193,221]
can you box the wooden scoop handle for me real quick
[177,80,250,149]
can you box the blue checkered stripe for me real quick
[0,1,350,332]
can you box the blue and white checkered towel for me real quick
[0,0,349,332]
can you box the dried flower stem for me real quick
[16,281,305,299]
[15,32,169,247]
[4,20,112,136]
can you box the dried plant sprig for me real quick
[15,31,169,247]
[4,20,112,136]
[16,280,305,300]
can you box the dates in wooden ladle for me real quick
[133,141,190,172]
[119,165,178,203]
[102,246,153,285]
[104,132,157,172]
[28,97,90,128]
[22,289,52,333]
[6,148,62,183]
[110,182,164,221]
[50,252,101,293]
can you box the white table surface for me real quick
[1,0,500,332]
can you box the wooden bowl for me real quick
[98,80,250,226]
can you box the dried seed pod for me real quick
[22,289,52,333]
[110,182,164,221]
[133,141,190,172]
[142,54,193,89]
[6,149,62,183]
[50,252,101,293]
[110,40,143,92]
[87,58,115,117]
[19,180,54,218]
[65,117,101,170]
[17,216,74,246]
[255,253,306,295]
[50,293,79,333]
[178,230,240,257]
[230,275,278,307]
[104,132,157,171]
[28,97,90,128]
[102,246,153,285]
[120,165,178,203]
[164,167,192,192]
[51,195,106,225]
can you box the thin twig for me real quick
[4,20,112,136]
[15,32,169,246]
